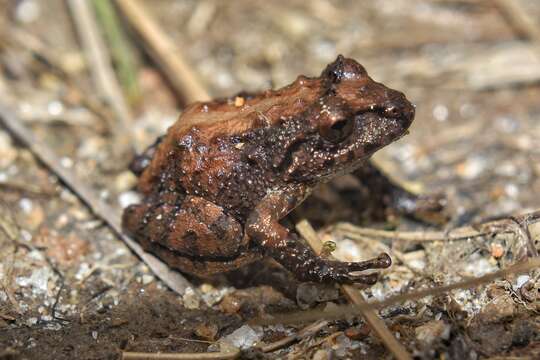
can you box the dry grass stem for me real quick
[256,257,540,326]
[296,220,413,360]
[115,0,211,103]
[495,0,540,44]
[334,208,540,244]
[122,349,240,360]
[93,0,141,104]
[67,0,135,152]
[260,320,328,353]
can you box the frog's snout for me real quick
[383,91,415,129]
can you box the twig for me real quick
[334,222,486,242]
[255,256,540,326]
[334,209,540,247]
[114,0,211,103]
[336,224,496,243]
[167,336,214,345]
[288,331,344,359]
[295,220,413,360]
[0,103,193,296]
[260,320,328,353]
[494,0,540,44]
[0,202,22,314]
[0,181,55,197]
[507,215,539,257]
[43,255,69,323]
[122,348,240,360]
[67,0,135,152]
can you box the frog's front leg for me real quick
[246,186,391,284]
[353,161,448,224]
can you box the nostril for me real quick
[384,105,400,118]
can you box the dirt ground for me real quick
[1,0,540,359]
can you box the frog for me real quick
[122,55,445,284]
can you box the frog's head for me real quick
[282,55,415,182]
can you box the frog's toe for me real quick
[339,253,391,284]
[345,253,392,272]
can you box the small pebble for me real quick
[415,320,450,345]
[0,131,17,168]
[490,243,504,259]
[118,191,141,209]
[312,349,330,360]
[234,96,245,107]
[47,101,64,116]
[141,275,154,285]
[478,295,515,323]
[115,171,137,192]
[221,325,262,350]
[457,156,487,180]
[516,275,530,289]
[19,198,33,213]
[333,334,352,358]
[60,157,73,168]
[344,324,371,340]
[200,283,214,293]
[16,268,51,295]
[433,104,449,122]
[195,323,219,341]
[183,287,201,309]
[15,0,40,23]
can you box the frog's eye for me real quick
[319,116,354,143]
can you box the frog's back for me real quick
[138,76,322,195]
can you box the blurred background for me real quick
[1,1,540,359]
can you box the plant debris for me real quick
[1,0,540,359]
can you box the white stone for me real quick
[19,198,33,213]
[141,275,154,285]
[515,275,530,289]
[433,104,449,122]
[15,0,40,23]
[221,325,263,350]
[182,287,200,310]
[118,191,141,209]
[16,268,51,294]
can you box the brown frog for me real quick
[122,56,444,284]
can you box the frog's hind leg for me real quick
[122,195,254,275]
[352,160,448,224]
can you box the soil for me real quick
[1,1,540,359]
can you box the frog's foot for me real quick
[300,253,392,284]
[267,241,392,284]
